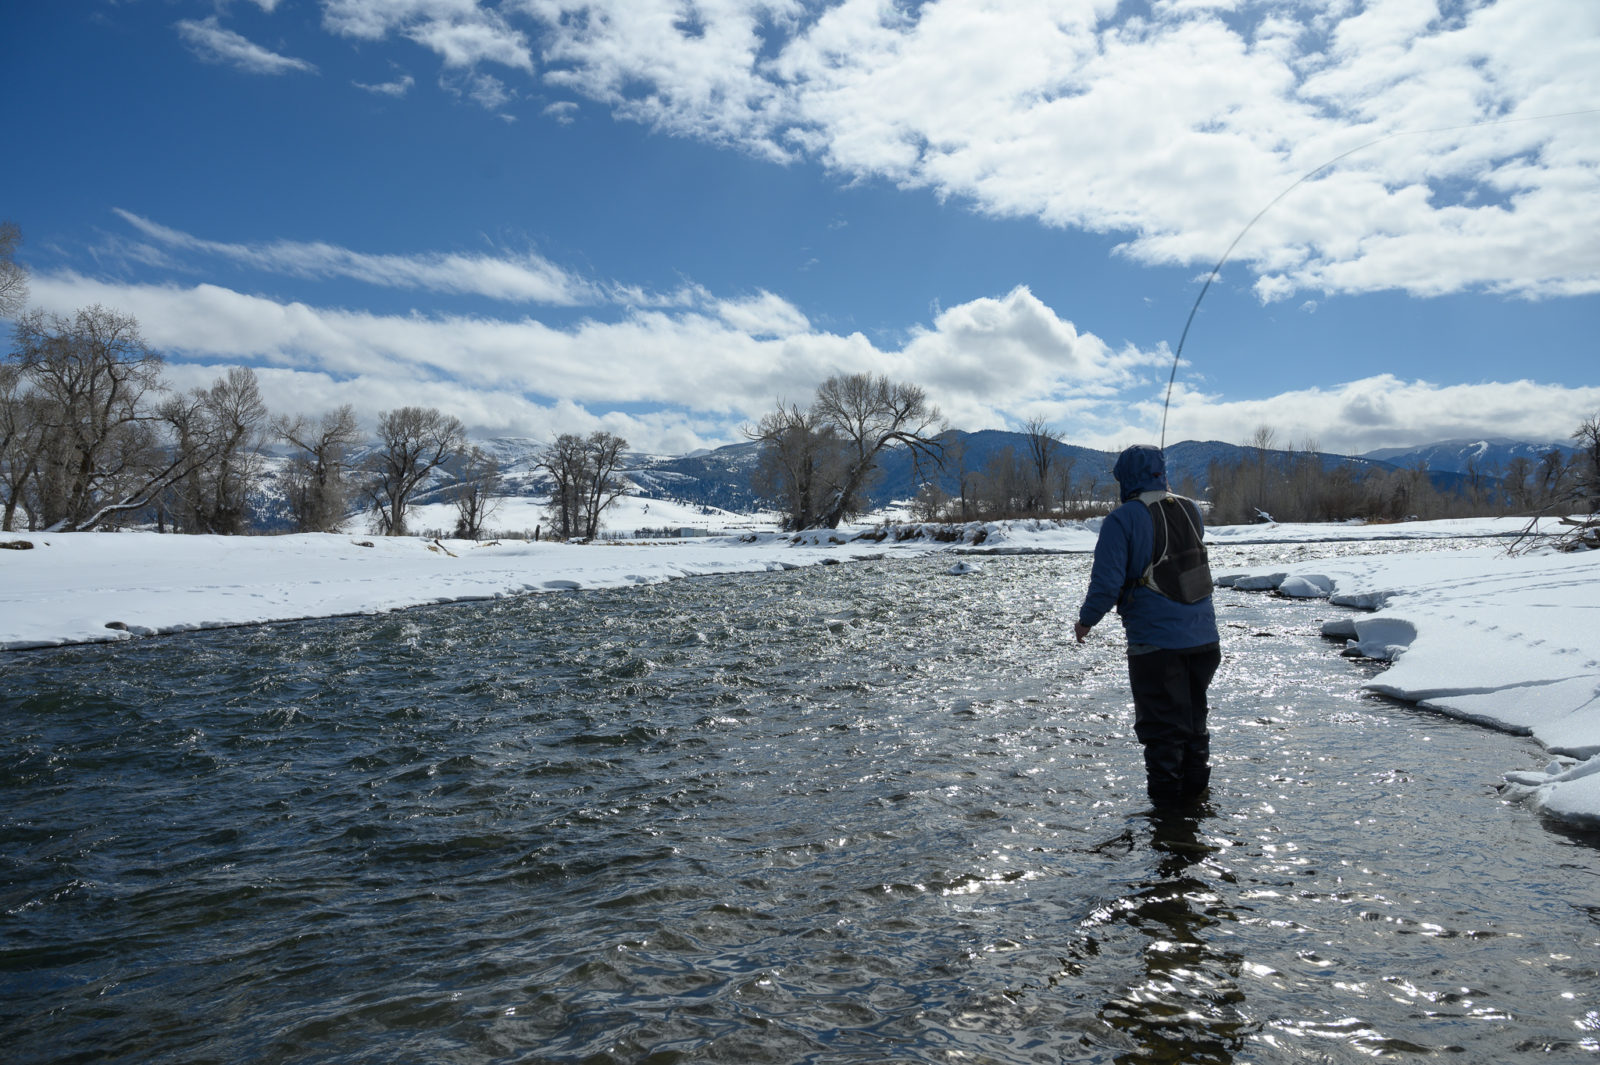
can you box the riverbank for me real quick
[0,516,1540,652]
[4,515,1595,825]
[1215,545,1600,828]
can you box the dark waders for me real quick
[1127,643,1221,808]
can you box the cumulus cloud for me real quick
[269,3,1599,300]
[1148,374,1600,455]
[176,16,317,75]
[24,269,1157,449]
[35,265,1589,456]
[269,2,1600,300]
[508,0,1597,300]
[527,0,800,158]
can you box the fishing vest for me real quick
[1130,491,1213,604]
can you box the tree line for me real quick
[1202,425,1600,526]
[1,223,628,539]
[745,374,1600,530]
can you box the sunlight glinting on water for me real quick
[3,543,1598,1064]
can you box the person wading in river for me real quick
[1074,444,1220,811]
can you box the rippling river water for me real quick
[4,545,1599,1064]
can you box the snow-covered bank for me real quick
[1216,545,1600,828]
[3,516,1533,652]
[0,531,906,652]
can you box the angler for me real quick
[1074,444,1220,811]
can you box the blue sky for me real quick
[4,0,1598,455]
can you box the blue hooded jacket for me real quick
[1077,445,1218,650]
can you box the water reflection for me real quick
[1092,811,1248,1064]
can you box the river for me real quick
[3,544,1598,1063]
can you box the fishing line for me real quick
[1157,106,1600,451]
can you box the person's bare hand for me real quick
[1073,622,1091,644]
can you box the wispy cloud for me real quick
[542,100,579,124]
[441,70,515,113]
[354,73,415,97]
[113,210,597,306]
[323,0,533,70]
[176,16,317,75]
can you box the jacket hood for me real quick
[1113,444,1168,501]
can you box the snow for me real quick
[4,511,1597,828]
[1215,533,1600,829]
[398,493,780,538]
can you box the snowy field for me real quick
[3,513,1596,828]
[398,493,783,539]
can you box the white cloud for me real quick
[23,270,1147,449]
[524,0,800,157]
[1147,374,1600,455]
[176,16,317,75]
[112,210,598,305]
[441,70,516,111]
[507,0,1600,300]
[714,291,810,337]
[323,0,534,70]
[27,268,1596,454]
[542,100,579,123]
[354,73,416,96]
[281,2,1599,300]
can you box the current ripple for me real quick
[3,550,1598,1064]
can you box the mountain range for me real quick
[461,432,1580,514]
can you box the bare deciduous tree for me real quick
[0,362,50,530]
[276,404,362,533]
[1,222,28,320]
[539,432,587,540]
[367,406,465,536]
[163,367,270,534]
[1021,416,1059,516]
[751,373,944,530]
[1574,412,1600,512]
[538,431,629,540]
[10,305,183,530]
[1503,455,1534,511]
[579,432,629,539]
[449,445,502,540]
[748,403,843,531]
[812,374,944,528]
